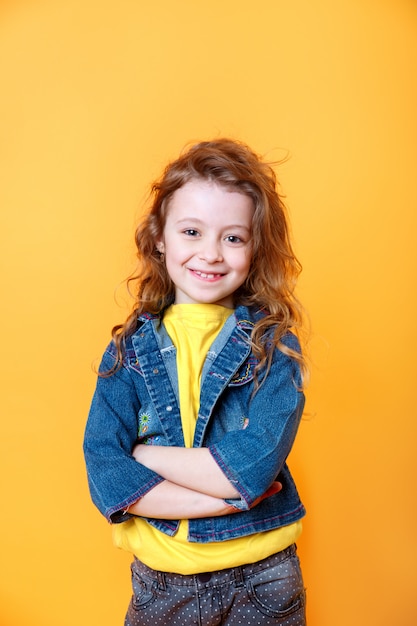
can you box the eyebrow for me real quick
[175,218,251,232]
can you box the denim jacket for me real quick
[83,305,306,543]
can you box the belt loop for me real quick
[234,565,244,587]
[157,570,167,591]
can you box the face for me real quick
[158,179,254,308]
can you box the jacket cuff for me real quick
[208,445,254,509]
[223,496,251,511]
[103,475,165,523]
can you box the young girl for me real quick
[84,138,308,625]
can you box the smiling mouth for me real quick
[191,269,224,280]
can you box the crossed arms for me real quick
[84,340,303,523]
[127,445,281,519]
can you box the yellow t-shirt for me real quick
[113,304,301,573]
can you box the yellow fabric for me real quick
[162,304,231,448]
[113,303,302,574]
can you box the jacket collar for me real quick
[137,304,267,333]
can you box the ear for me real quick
[155,240,165,254]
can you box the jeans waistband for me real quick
[132,543,297,588]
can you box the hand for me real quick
[251,481,282,508]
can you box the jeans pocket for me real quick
[246,554,306,619]
[130,566,157,611]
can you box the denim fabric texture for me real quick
[83,305,306,541]
[125,544,306,625]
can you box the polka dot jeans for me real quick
[124,544,306,625]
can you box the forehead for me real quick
[166,179,254,226]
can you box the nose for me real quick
[198,237,223,263]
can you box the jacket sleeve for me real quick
[83,346,164,523]
[208,338,305,511]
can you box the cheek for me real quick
[233,250,252,275]
[164,246,187,273]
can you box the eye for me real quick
[225,235,243,244]
[183,229,200,237]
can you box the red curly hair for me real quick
[108,138,308,383]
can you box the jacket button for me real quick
[166,406,173,412]
[153,368,159,374]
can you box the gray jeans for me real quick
[125,544,306,625]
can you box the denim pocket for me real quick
[130,566,157,611]
[246,554,306,620]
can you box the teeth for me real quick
[195,271,219,279]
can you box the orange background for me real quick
[1,1,416,625]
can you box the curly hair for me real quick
[107,138,308,383]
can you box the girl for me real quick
[84,138,308,625]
